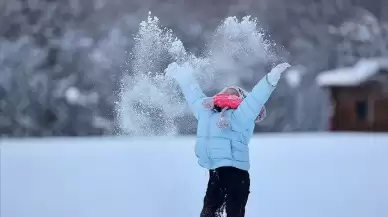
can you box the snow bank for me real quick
[1,134,388,217]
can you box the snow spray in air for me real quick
[117,12,279,136]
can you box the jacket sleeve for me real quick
[173,71,207,120]
[232,75,276,123]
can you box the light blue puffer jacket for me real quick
[172,69,277,171]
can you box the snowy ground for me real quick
[1,133,388,217]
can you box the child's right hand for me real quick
[165,62,179,79]
[164,62,194,79]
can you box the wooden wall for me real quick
[331,79,388,132]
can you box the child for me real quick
[165,62,290,217]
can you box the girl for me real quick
[165,62,290,217]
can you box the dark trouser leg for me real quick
[200,167,250,217]
[200,170,226,217]
[207,167,249,217]
[224,168,250,217]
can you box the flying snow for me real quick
[117,12,280,136]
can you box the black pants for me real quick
[200,166,250,217]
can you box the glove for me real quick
[164,61,194,80]
[164,62,180,79]
[266,62,291,86]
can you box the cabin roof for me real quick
[316,57,388,87]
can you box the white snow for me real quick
[1,134,388,217]
[65,86,80,104]
[65,87,99,106]
[117,13,276,136]
[285,69,301,87]
[285,66,305,88]
[316,57,388,86]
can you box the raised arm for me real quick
[232,63,291,124]
[165,62,207,119]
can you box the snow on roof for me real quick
[316,57,388,87]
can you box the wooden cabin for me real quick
[317,58,388,132]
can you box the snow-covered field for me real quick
[1,133,388,217]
